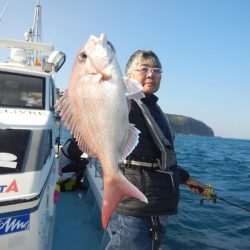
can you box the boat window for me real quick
[22,129,53,172]
[44,129,52,163]
[0,71,45,109]
[0,129,53,174]
[0,129,31,174]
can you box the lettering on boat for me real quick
[0,180,19,193]
[0,109,46,116]
[0,214,30,235]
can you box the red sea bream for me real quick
[56,33,148,228]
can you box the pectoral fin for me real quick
[123,77,145,100]
[120,124,140,159]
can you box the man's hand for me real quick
[183,177,206,195]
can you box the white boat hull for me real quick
[0,157,59,250]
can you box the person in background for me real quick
[60,137,89,190]
[105,50,206,250]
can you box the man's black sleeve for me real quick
[177,165,190,184]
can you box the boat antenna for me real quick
[32,0,42,65]
[24,0,43,65]
[0,0,12,22]
[32,0,43,43]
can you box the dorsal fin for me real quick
[55,90,94,156]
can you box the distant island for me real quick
[166,114,214,137]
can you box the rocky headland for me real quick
[166,114,214,137]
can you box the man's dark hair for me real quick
[125,50,162,75]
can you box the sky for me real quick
[0,0,249,140]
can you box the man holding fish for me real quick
[105,50,205,250]
[56,34,205,250]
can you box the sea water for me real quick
[163,135,250,250]
[61,125,250,250]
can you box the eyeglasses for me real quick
[134,66,162,75]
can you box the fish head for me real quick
[75,33,116,80]
[69,33,124,94]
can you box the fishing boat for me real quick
[0,41,64,248]
[0,2,107,249]
[0,2,63,249]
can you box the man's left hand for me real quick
[183,177,206,195]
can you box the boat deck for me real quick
[52,160,109,250]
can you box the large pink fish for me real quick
[56,33,147,228]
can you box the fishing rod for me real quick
[194,185,250,213]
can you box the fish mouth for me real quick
[86,33,113,80]
[86,57,112,81]
[101,71,112,80]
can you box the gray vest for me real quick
[135,99,177,170]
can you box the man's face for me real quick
[130,61,162,95]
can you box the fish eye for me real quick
[78,51,87,62]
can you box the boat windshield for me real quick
[0,128,52,174]
[0,71,45,109]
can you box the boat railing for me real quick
[86,157,103,209]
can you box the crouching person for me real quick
[60,138,89,191]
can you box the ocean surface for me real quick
[61,126,250,250]
[163,135,250,250]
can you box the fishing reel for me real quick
[200,184,217,205]
[197,184,250,212]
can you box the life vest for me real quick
[116,98,180,216]
[135,99,177,170]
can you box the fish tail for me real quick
[102,173,148,229]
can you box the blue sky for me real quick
[0,0,249,139]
